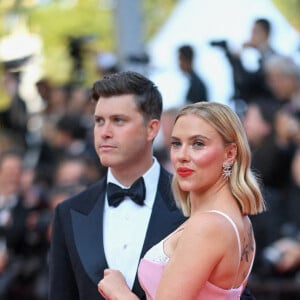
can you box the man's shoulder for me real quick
[56,178,105,212]
[157,166,179,210]
[157,165,173,189]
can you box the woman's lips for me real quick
[177,167,193,177]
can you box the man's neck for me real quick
[110,158,154,187]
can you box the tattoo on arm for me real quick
[241,224,254,263]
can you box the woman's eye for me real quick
[170,141,181,148]
[193,141,204,147]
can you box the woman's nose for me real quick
[174,145,190,162]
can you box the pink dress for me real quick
[138,210,254,300]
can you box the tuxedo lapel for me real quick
[71,180,108,285]
[141,168,185,256]
[141,191,181,257]
[132,168,186,297]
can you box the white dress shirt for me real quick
[103,157,160,288]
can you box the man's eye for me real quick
[114,117,124,124]
[94,117,105,126]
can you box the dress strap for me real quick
[206,210,255,287]
[206,210,241,258]
[206,210,242,288]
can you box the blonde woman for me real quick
[98,102,265,300]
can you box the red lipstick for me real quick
[177,167,193,177]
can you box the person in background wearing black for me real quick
[0,70,28,150]
[0,150,33,299]
[178,44,208,103]
[242,98,295,261]
[211,18,276,104]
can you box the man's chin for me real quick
[99,158,118,168]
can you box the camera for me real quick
[209,40,229,51]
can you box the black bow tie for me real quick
[107,177,146,207]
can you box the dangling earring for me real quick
[222,161,232,179]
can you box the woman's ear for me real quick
[226,143,237,163]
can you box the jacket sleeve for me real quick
[48,205,79,300]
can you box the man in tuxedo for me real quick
[48,71,255,299]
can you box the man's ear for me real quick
[147,119,160,142]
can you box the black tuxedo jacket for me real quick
[48,167,185,300]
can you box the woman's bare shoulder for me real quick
[187,210,236,230]
[182,210,237,245]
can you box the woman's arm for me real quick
[155,213,229,299]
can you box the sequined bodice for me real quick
[143,239,169,264]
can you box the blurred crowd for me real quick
[0,73,108,299]
[0,16,300,300]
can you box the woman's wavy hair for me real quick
[172,102,265,217]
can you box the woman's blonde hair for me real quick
[172,102,265,216]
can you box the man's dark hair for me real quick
[178,45,194,62]
[91,71,163,121]
[255,18,271,36]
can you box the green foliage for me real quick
[26,0,114,84]
[0,0,178,84]
[143,0,178,39]
[272,0,300,32]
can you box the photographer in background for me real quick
[210,18,276,104]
